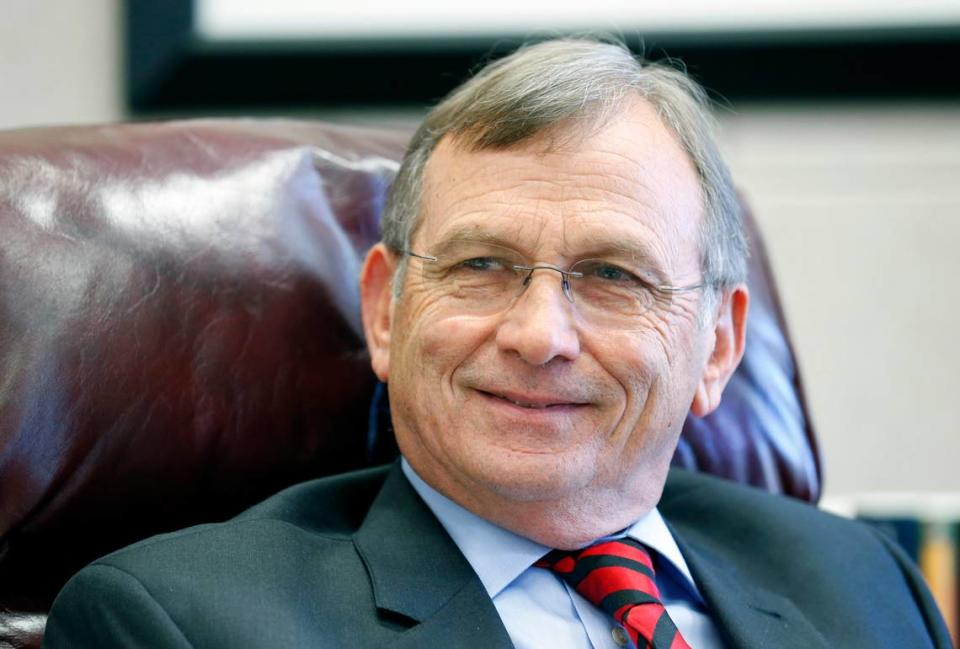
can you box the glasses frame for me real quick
[400,247,709,316]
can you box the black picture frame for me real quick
[126,0,960,115]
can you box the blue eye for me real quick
[592,263,631,282]
[460,257,504,271]
[571,260,653,290]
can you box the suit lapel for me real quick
[674,532,831,649]
[354,464,832,648]
[659,471,831,649]
[353,463,515,649]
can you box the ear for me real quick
[360,243,396,382]
[690,285,749,417]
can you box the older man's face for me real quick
[361,99,746,547]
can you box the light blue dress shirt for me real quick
[402,460,727,649]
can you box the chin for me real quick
[463,448,599,503]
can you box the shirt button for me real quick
[611,626,630,647]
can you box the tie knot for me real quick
[536,538,691,649]
[536,537,662,611]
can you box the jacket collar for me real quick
[355,464,831,649]
[661,471,831,649]
[676,532,830,649]
[353,462,515,648]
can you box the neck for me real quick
[402,457,665,550]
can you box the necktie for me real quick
[536,537,692,649]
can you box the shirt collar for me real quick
[401,458,700,600]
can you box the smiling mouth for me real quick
[479,389,586,410]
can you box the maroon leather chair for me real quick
[0,120,819,648]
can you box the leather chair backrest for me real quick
[0,119,820,629]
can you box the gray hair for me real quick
[381,37,747,305]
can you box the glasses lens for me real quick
[417,240,525,313]
[409,243,680,328]
[569,259,660,327]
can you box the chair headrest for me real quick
[0,119,819,611]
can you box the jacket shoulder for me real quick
[661,468,888,553]
[47,465,405,648]
[236,463,392,532]
[95,464,392,573]
[661,469,951,647]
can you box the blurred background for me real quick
[1,0,958,501]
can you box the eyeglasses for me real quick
[400,239,707,330]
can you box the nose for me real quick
[495,269,581,366]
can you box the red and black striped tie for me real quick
[536,537,692,649]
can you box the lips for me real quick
[478,388,588,410]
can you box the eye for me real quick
[592,263,630,281]
[580,261,643,284]
[456,256,509,272]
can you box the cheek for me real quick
[395,304,494,391]
[606,328,667,396]
[604,326,693,443]
[420,315,482,359]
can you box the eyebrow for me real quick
[431,227,516,249]
[576,240,664,269]
[428,227,669,277]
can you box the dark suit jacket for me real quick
[43,464,951,648]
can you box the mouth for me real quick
[477,389,588,411]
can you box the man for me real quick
[44,38,950,648]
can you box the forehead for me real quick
[417,99,705,268]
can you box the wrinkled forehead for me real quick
[415,101,705,271]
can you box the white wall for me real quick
[718,107,960,496]
[0,0,122,130]
[2,2,958,498]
